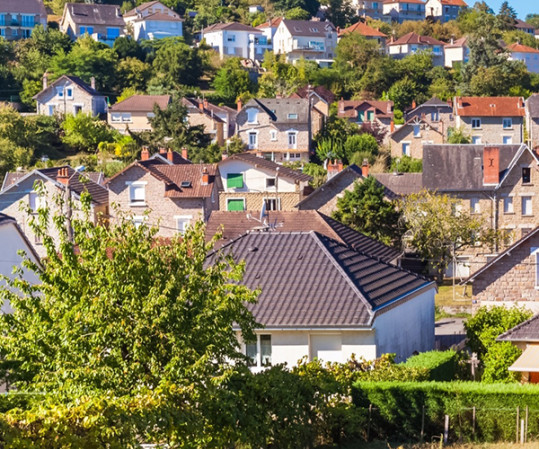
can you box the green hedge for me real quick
[402,350,457,381]
[353,381,539,443]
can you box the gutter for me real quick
[372,281,436,314]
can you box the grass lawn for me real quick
[436,282,473,309]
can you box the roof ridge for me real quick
[497,313,539,341]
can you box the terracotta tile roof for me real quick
[154,164,218,198]
[202,22,261,34]
[337,100,394,119]
[440,0,467,6]
[1,0,47,15]
[389,32,445,47]
[256,17,282,29]
[454,96,525,117]
[109,95,171,112]
[206,210,401,261]
[222,153,312,182]
[338,21,387,38]
[65,3,125,26]
[445,36,467,48]
[507,43,539,54]
[206,232,432,328]
[282,19,337,37]
[498,313,539,343]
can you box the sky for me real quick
[485,0,536,20]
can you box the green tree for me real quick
[152,38,203,88]
[116,57,152,92]
[447,126,471,143]
[343,133,379,165]
[388,77,418,111]
[390,155,422,173]
[465,306,533,382]
[335,33,381,72]
[212,57,253,103]
[497,1,517,30]
[525,13,539,29]
[322,0,356,28]
[61,113,116,152]
[285,7,311,20]
[333,176,402,245]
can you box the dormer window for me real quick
[246,108,258,124]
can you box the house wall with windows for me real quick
[388,42,444,66]
[455,116,524,145]
[389,121,444,159]
[352,0,383,20]
[425,0,466,22]
[108,110,154,133]
[382,1,426,22]
[107,165,217,235]
[0,0,47,40]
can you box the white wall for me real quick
[510,51,539,73]
[219,159,297,193]
[373,287,436,362]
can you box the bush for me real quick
[390,155,422,173]
[353,381,539,442]
[403,350,457,381]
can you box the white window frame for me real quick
[248,131,258,149]
[66,87,73,99]
[503,196,514,214]
[402,141,411,156]
[175,215,192,235]
[132,216,145,228]
[471,118,481,129]
[413,124,421,138]
[503,135,513,144]
[246,108,258,124]
[522,196,533,216]
[287,113,298,119]
[503,118,512,129]
[263,197,280,211]
[472,136,482,144]
[122,113,132,123]
[126,181,147,206]
[29,191,45,212]
[111,113,122,122]
[287,131,297,149]
[532,247,539,288]
[245,334,272,368]
[270,130,277,141]
[266,177,276,189]
[470,198,480,214]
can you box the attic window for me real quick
[181,181,192,188]
[294,27,301,31]
[287,113,298,119]
[309,27,318,32]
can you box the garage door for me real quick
[310,334,342,363]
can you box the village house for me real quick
[453,96,525,145]
[218,152,311,212]
[337,99,394,135]
[507,43,539,74]
[515,19,535,36]
[273,19,338,65]
[425,0,467,23]
[256,17,282,42]
[497,313,539,383]
[350,1,383,20]
[0,0,47,40]
[206,231,436,367]
[201,22,271,60]
[182,97,237,143]
[464,227,539,315]
[34,73,108,117]
[382,0,426,23]
[405,97,453,126]
[389,115,445,159]
[123,1,183,41]
[0,167,109,257]
[108,95,171,133]
[290,85,335,117]
[526,94,539,149]
[444,36,469,68]
[106,148,220,235]
[236,98,319,163]
[387,32,445,66]
[423,143,539,278]
[337,21,387,47]
[60,3,125,46]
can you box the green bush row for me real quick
[353,381,539,443]
[403,350,458,381]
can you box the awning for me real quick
[509,345,539,372]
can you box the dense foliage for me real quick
[403,350,458,381]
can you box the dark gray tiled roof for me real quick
[222,153,312,182]
[422,144,521,191]
[202,22,261,33]
[526,94,539,119]
[373,173,423,196]
[40,167,109,205]
[497,314,539,342]
[66,3,125,26]
[206,232,432,328]
[244,98,310,124]
[0,213,15,226]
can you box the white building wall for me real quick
[373,287,436,362]
[218,160,297,193]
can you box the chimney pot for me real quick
[361,159,369,177]
[181,147,188,160]
[237,98,243,112]
[221,152,228,160]
[198,99,204,111]
[412,99,417,109]
[141,147,150,161]
[327,159,344,180]
[159,147,166,154]
[201,167,210,185]
[167,149,174,162]
[483,147,500,185]
[58,167,69,185]
[204,98,209,109]
[90,77,96,90]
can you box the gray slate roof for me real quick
[282,19,336,37]
[373,173,423,196]
[497,314,539,343]
[1,0,47,15]
[66,3,125,26]
[207,232,432,328]
[244,98,310,124]
[422,144,522,191]
[526,94,539,119]
[202,22,261,33]
[222,153,312,182]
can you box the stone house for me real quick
[526,94,539,149]
[337,99,394,131]
[337,21,387,47]
[236,98,315,163]
[423,144,539,278]
[60,3,125,46]
[0,0,47,40]
[123,1,183,41]
[206,231,436,368]
[425,0,467,23]
[108,95,171,133]
[106,149,220,236]
[453,96,526,145]
[382,0,426,23]
[404,96,454,129]
[444,36,469,68]
[34,74,108,117]
[290,85,335,117]
[273,19,338,64]
[465,227,539,314]
[387,32,445,66]
[497,313,539,383]
[218,153,312,212]
[389,116,445,159]
[0,167,109,257]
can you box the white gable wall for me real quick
[219,159,297,193]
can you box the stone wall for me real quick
[390,122,444,159]
[458,116,524,144]
[219,191,302,211]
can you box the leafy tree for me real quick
[399,190,501,281]
[302,162,327,187]
[273,0,320,18]
[113,36,145,60]
[343,133,379,165]
[212,57,253,103]
[525,13,539,29]
[152,38,203,88]
[390,155,422,173]
[335,33,381,72]
[333,176,402,245]
[61,113,117,152]
[447,126,471,144]
[285,7,311,20]
[388,77,418,111]
[116,57,152,92]
[497,1,517,30]
[465,306,533,382]
[321,0,356,28]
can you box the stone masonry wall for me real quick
[219,191,301,211]
[459,116,524,144]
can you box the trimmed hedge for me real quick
[402,350,457,381]
[353,381,539,443]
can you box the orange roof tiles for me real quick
[338,21,387,38]
[454,97,525,117]
[441,0,467,6]
[507,43,539,54]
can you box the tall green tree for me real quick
[212,57,253,104]
[333,176,402,245]
[497,1,517,30]
[152,38,203,88]
[61,113,116,152]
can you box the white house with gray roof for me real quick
[273,19,338,64]
[201,22,271,60]
[123,1,183,41]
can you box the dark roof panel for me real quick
[498,314,539,343]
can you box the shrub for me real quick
[403,350,457,381]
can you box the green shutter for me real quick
[358,111,364,123]
[227,173,243,189]
[227,199,245,211]
[367,110,374,121]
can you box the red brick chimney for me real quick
[159,147,166,154]
[390,120,395,133]
[361,158,369,177]
[141,147,150,161]
[198,99,204,111]
[201,167,209,185]
[57,167,69,185]
[237,98,243,112]
[204,98,209,109]
[483,147,500,185]
[167,149,174,162]
[181,147,188,160]
[327,160,344,179]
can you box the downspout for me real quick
[493,190,498,253]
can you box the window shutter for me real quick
[227,173,243,189]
